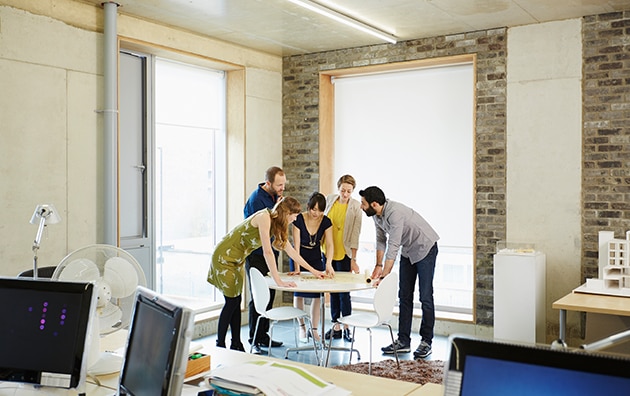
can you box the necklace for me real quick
[308,233,317,247]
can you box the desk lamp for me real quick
[29,204,61,279]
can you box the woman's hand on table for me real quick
[277,279,297,288]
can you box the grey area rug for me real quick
[333,358,445,385]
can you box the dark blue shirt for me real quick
[244,183,279,256]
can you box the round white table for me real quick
[266,272,375,365]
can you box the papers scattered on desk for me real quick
[205,360,350,396]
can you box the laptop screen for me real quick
[445,335,630,395]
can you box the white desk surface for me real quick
[0,339,438,396]
[182,345,425,396]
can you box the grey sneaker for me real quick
[381,339,411,354]
[413,341,432,359]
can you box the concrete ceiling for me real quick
[82,0,628,56]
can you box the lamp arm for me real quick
[33,214,48,252]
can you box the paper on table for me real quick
[206,360,351,396]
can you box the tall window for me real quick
[330,61,475,319]
[154,58,227,310]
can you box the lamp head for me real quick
[30,204,62,225]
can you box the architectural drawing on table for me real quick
[588,231,630,293]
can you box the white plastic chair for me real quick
[325,272,400,374]
[249,267,319,358]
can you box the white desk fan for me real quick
[52,244,147,376]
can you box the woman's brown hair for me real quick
[270,196,301,250]
[337,174,356,189]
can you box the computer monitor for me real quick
[0,277,96,390]
[444,335,630,395]
[118,286,194,396]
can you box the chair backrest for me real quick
[249,267,271,316]
[17,266,57,278]
[373,272,398,323]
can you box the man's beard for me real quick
[363,206,376,217]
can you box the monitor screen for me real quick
[0,277,95,390]
[445,335,630,396]
[118,286,194,396]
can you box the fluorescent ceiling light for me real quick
[287,0,397,44]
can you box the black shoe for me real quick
[324,328,342,340]
[250,344,262,355]
[381,339,411,354]
[230,342,245,352]
[251,335,283,347]
[343,328,353,342]
[216,340,226,348]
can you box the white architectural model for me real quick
[578,231,630,296]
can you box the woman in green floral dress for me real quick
[208,196,326,351]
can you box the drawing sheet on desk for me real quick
[206,360,350,396]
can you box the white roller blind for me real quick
[333,63,474,250]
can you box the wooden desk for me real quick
[552,291,630,342]
[183,346,424,395]
[407,382,443,395]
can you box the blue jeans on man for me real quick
[397,243,438,348]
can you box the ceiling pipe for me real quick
[102,2,120,246]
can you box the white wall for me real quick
[0,1,282,277]
[506,19,583,336]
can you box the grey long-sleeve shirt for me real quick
[372,199,440,263]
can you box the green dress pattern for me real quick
[207,209,267,297]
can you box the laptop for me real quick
[444,335,630,395]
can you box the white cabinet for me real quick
[493,251,546,343]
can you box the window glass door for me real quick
[154,58,226,310]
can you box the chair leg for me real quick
[386,324,400,368]
[324,330,333,367]
[250,317,262,354]
[348,327,357,364]
[306,317,320,365]
[368,328,373,375]
[268,321,275,356]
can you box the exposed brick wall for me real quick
[582,11,630,282]
[282,30,507,325]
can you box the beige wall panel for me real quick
[508,19,582,81]
[244,68,283,197]
[226,70,246,229]
[507,19,582,337]
[0,59,68,275]
[0,5,100,75]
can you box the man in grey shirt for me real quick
[359,186,439,359]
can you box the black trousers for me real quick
[246,253,276,343]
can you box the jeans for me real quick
[397,243,438,347]
[328,255,352,323]
[246,253,276,343]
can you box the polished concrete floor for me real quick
[198,320,449,367]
